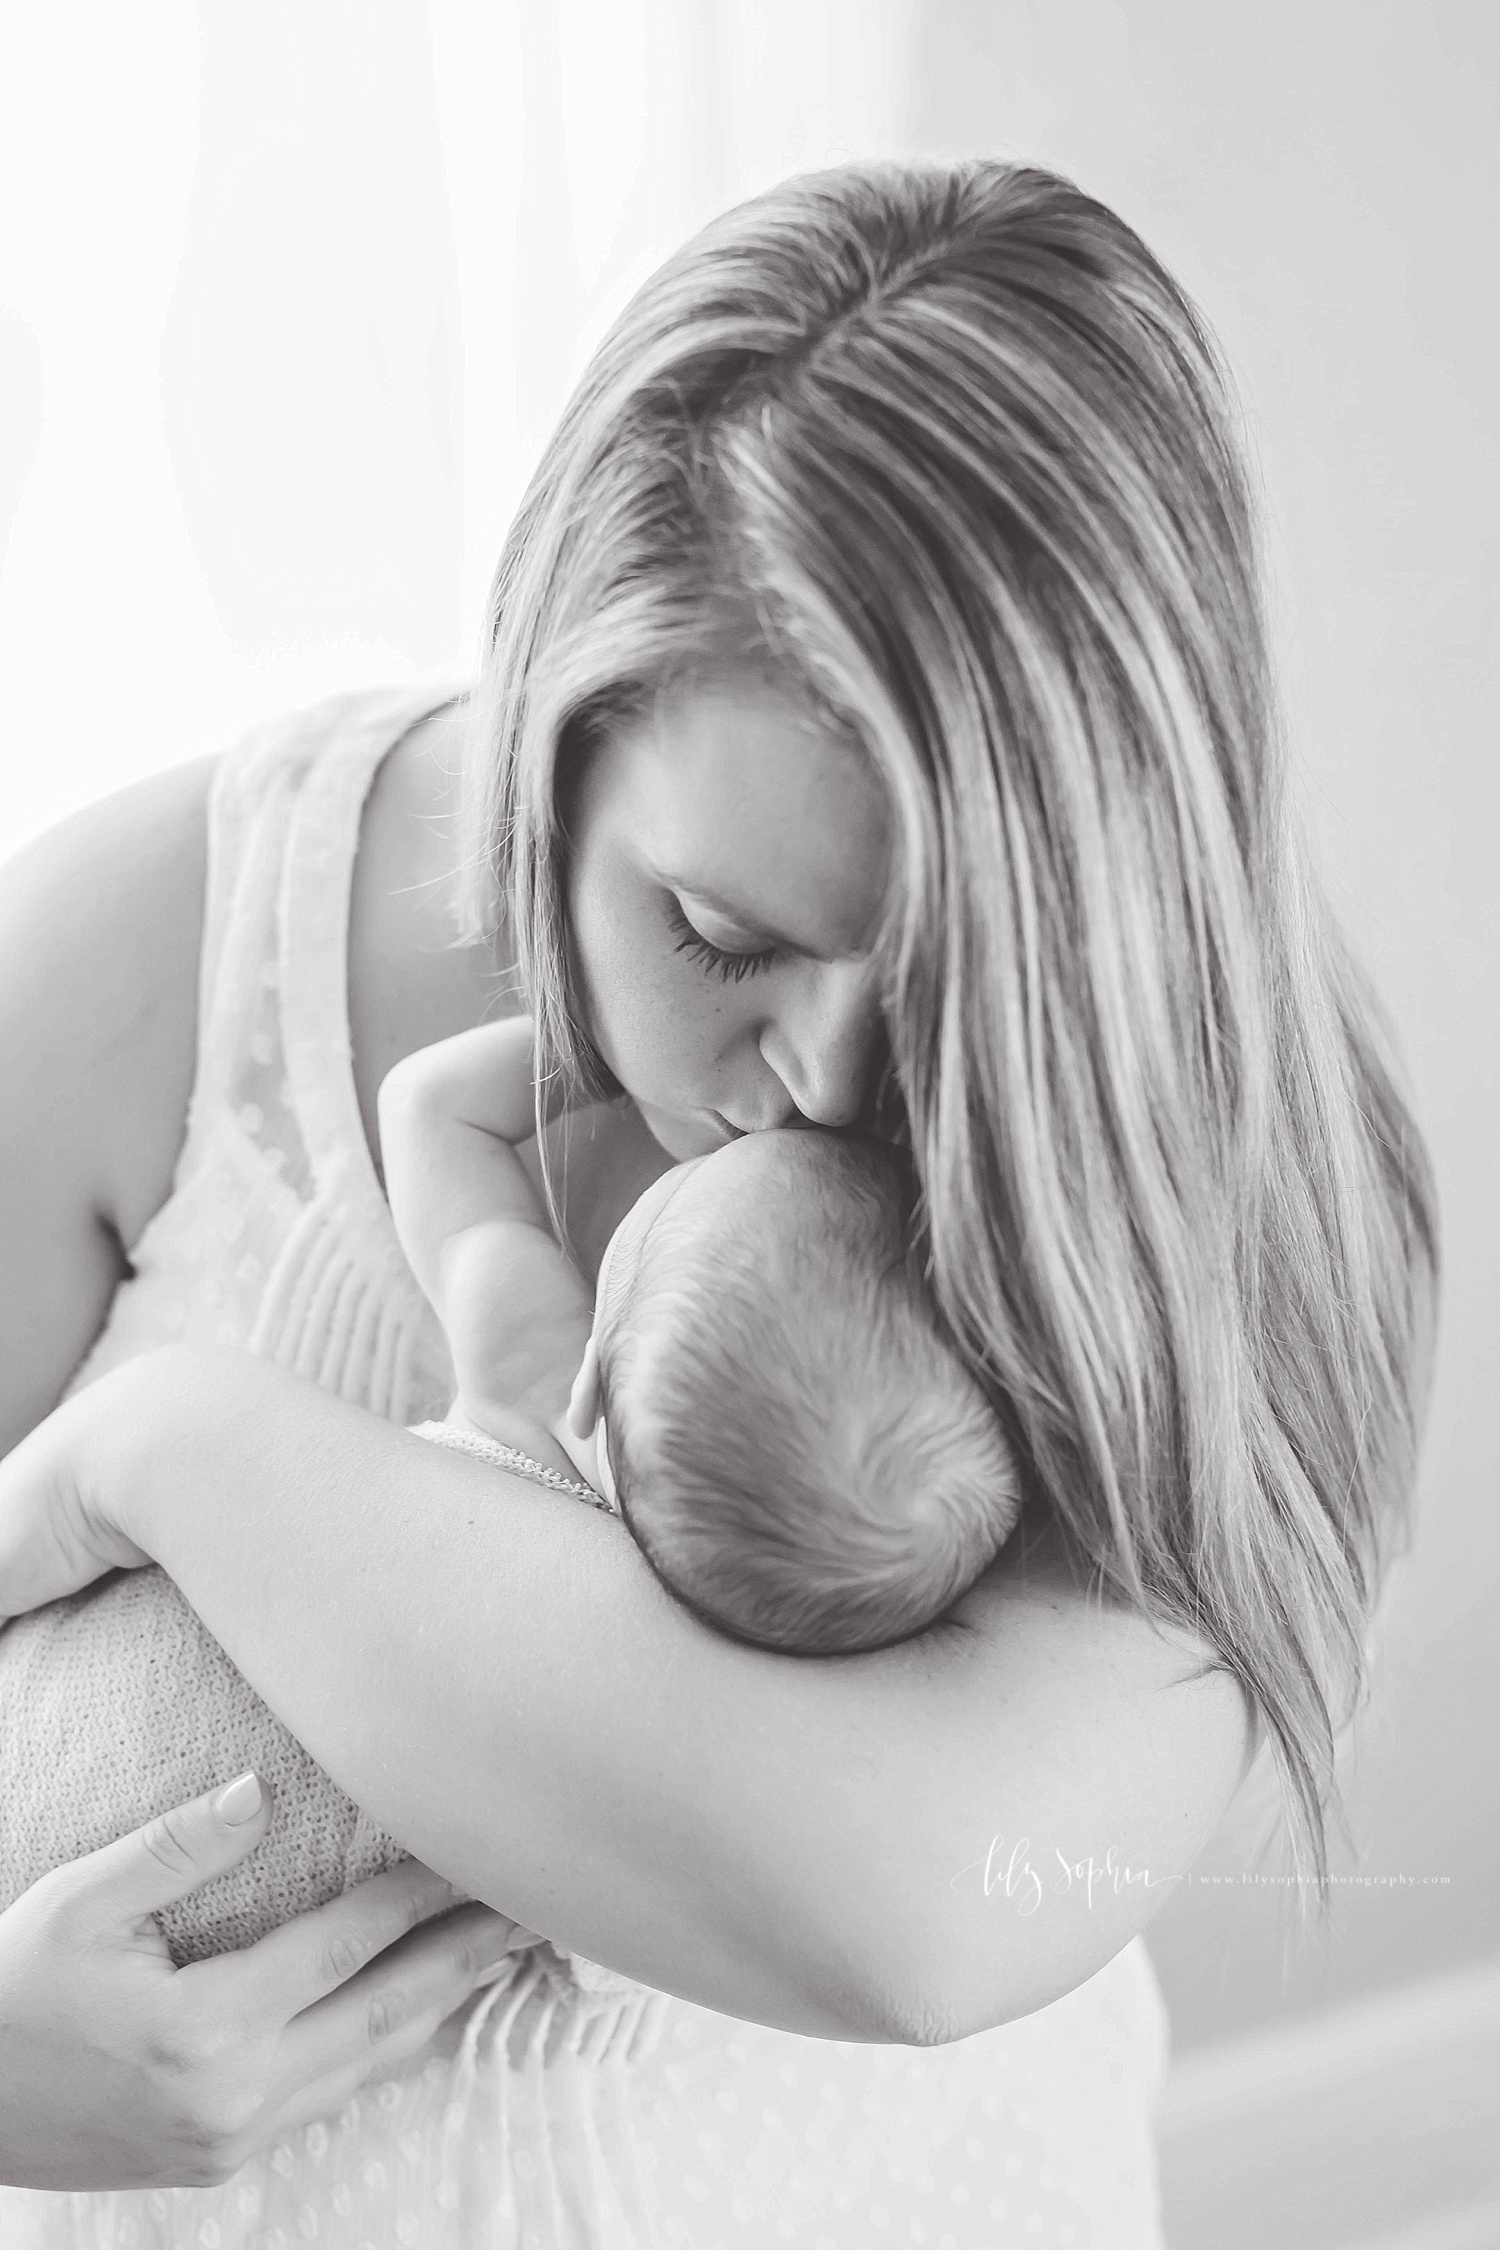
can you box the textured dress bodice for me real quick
[58,686,458,1420]
[0,687,1172,2248]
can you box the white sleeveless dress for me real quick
[0,686,1173,2249]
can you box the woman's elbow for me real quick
[869,1909,1157,2049]
[865,1952,1007,2048]
[785,1864,994,2047]
[839,1924,987,2049]
[875,1969,1075,2051]
[878,1989,973,2049]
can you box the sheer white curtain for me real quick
[0,0,917,854]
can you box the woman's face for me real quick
[565,670,892,1160]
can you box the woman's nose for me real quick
[759,961,886,1132]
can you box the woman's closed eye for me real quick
[663,894,783,984]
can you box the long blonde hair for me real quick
[464,159,1439,1911]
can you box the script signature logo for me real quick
[950,1835,1183,1914]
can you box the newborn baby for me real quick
[0,1020,1019,1965]
[382,1016,1022,1657]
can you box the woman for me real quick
[0,160,1435,2244]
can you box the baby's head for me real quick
[572,1131,1022,1655]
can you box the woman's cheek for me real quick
[617,962,723,1110]
[574,888,707,1105]
[565,839,738,1130]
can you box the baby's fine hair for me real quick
[597,1133,1021,1655]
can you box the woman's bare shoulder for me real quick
[0,756,217,1249]
[0,756,216,1447]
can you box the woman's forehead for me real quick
[619,673,891,956]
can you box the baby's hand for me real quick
[440,1225,596,1436]
[0,1367,152,1622]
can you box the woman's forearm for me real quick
[97,1347,1254,2045]
[96,1349,907,2039]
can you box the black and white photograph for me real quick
[0,4,1493,2245]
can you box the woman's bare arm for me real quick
[0,768,544,2186]
[0,754,1255,2049]
[83,1343,1255,2047]
[0,761,213,1455]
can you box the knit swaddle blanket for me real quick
[0,1561,408,1963]
[0,1423,634,1991]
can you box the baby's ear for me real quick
[567,1331,603,1440]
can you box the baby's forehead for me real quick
[598,1133,906,1338]
[658,1129,893,1253]
[692,1127,843,1201]
[612,1131,920,1383]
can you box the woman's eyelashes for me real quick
[663,894,782,983]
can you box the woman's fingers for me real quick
[218,1858,466,2027]
[0,1787,284,2191]
[257,1982,492,2145]
[261,1902,537,2110]
[1,1775,543,2185]
[40,1771,275,1936]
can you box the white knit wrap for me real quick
[0,1424,633,1991]
[0,1562,409,1963]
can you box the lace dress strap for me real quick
[193,685,463,1203]
[89,679,471,1425]
[281,691,464,1209]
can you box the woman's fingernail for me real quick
[473,1958,511,1987]
[216,1771,265,1824]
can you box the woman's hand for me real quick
[0,1364,544,2188]
[0,1771,538,2190]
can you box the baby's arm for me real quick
[378,1019,594,1437]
